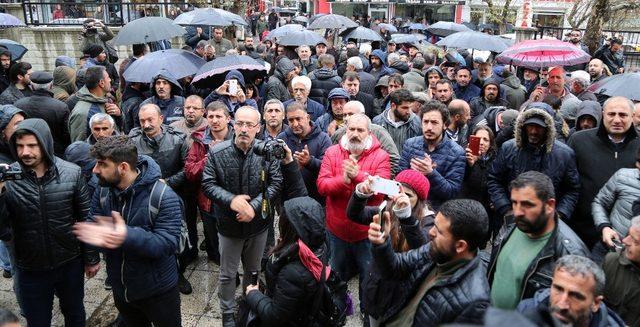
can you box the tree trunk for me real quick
[584,0,608,54]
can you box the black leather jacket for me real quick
[487,216,589,302]
[0,118,99,271]
[372,241,490,325]
[201,138,282,238]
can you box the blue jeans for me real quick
[0,241,12,272]
[327,231,371,312]
[16,257,86,327]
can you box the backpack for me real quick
[308,256,349,327]
[98,180,191,254]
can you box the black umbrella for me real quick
[587,73,640,101]
[173,8,233,26]
[0,39,27,61]
[340,27,383,42]
[114,17,186,45]
[277,30,326,46]
[308,14,357,30]
[426,21,472,37]
[436,31,509,52]
[123,49,206,83]
[192,55,267,88]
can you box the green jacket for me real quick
[603,251,640,327]
[68,86,107,142]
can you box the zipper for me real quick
[120,191,132,303]
[38,182,54,269]
[520,253,553,301]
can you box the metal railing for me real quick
[535,25,640,70]
[22,2,197,26]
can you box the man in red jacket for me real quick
[317,113,391,319]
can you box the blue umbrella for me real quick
[123,49,206,83]
[265,24,305,40]
[114,17,186,46]
[0,39,27,61]
[0,13,25,28]
[174,8,233,26]
[277,29,326,46]
[377,23,397,33]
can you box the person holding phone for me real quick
[203,70,258,116]
[460,125,498,237]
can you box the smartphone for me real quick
[612,239,624,251]
[250,271,259,285]
[371,177,401,196]
[378,200,387,231]
[468,135,481,156]
[228,79,238,95]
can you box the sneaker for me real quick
[104,278,112,290]
[222,313,236,327]
[178,274,193,295]
[2,269,11,278]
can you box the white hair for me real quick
[345,100,365,114]
[291,75,312,91]
[347,57,363,71]
[347,113,371,131]
[387,52,400,65]
[359,43,372,56]
[89,112,115,128]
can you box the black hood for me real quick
[283,196,325,249]
[150,70,183,98]
[575,100,602,131]
[389,60,409,74]
[10,118,55,167]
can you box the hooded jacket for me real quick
[592,167,640,241]
[567,117,640,247]
[15,89,71,157]
[266,57,295,102]
[282,98,326,122]
[569,101,602,137]
[317,136,390,242]
[388,59,410,75]
[517,288,625,327]
[487,108,581,218]
[372,108,422,153]
[91,155,182,302]
[139,70,185,125]
[0,118,99,271]
[315,88,349,133]
[128,124,188,190]
[469,79,510,120]
[69,85,122,142]
[278,122,332,203]
[203,70,258,113]
[0,105,24,164]
[63,141,98,196]
[366,49,392,81]
[245,197,326,326]
[399,135,466,209]
[402,68,426,92]
[309,67,342,108]
[51,66,77,102]
[502,74,527,111]
[121,84,147,133]
[201,138,283,238]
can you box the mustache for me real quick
[143,126,155,132]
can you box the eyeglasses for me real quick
[234,121,259,129]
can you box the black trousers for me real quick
[113,286,181,327]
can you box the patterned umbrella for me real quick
[308,14,357,30]
[192,55,267,88]
[496,39,591,67]
[123,49,206,83]
[0,13,25,28]
[114,17,186,45]
[587,73,640,101]
[426,21,471,37]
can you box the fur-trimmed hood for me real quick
[514,108,556,153]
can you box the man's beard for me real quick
[347,135,368,153]
[246,45,254,52]
[97,172,120,187]
[515,204,549,234]
[550,304,590,327]
[429,240,457,264]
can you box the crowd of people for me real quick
[0,13,639,327]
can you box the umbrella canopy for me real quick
[405,23,428,31]
[0,39,27,61]
[265,24,306,40]
[587,73,640,101]
[114,17,186,45]
[390,33,425,44]
[308,14,357,30]
[212,8,248,26]
[0,13,25,28]
[377,23,397,33]
[277,29,326,46]
[340,27,383,42]
[436,31,508,52]
[495,39,591,67]
[123,49,205,83]
[427,21,472,37]
[294,16,309,24]
[173,8,233,26]
[192,55,267,88]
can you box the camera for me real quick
[253,139,286,161]
[0,165,22,182]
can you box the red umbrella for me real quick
[495,39,590,68]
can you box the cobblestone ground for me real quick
[0,222,363,327]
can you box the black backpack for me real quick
[309,256,348,327]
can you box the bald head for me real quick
[588,59,605,80]
[448,99,471,126]
[138,104,163,138]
